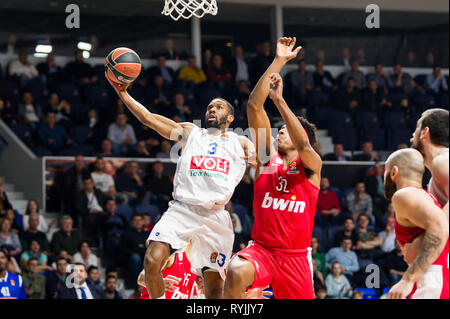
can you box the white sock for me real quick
[155,295,166,299]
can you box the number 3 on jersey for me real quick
[208,142,218,155]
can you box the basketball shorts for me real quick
[146,200,234,280]
[410,264,449,299]
[236,241,315,299]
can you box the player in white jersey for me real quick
[106,71,254,299]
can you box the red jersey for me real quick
[139,252,197,299]
[251,154,320,250]
[394,187,449,299]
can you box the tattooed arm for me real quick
[388,187,449,299]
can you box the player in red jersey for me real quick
[223,37,322,299]
[383,148,449,299]
[138,243,198,299]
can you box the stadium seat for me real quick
[4,80,21,106]
[353,288,379,299]
[70,125,91,145]
[413,74,426,88]
[355,111,382,129]
[329,187,344,208]
[358,128,386,150]
[384,111,408,129]
[56,83,81,103]
[116,204,133,222]
[135,204,160,224]
[327,225,344,249]
[387,128,412,150]
[25,78,49,107]
[312,226,327,250]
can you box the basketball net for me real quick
[162,0,218,21]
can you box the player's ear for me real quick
[420,126,430,140]
[227,114,234,124]
[391,166,399,180]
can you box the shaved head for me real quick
[384,148,425,200]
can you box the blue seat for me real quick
[116,204,133,222]
[56,83,81,103]
[5,80,20,106]
[135,204,160,224]
[329,187,344,208]
[332,128,359,151]
[353,288,379,299]
[84,83,112,108]
[356,111,382,129]
[197,88,221,108]
[384,111,408,129]
[233,204,247,227]
[70,125,91,145]
[327,225,344,248]
[312,226,327,251]
[25,78,49,107]
[359,128,386,150]
[388,128,412,150]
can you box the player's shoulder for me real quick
[392,187,430,207]
[431,150,449,174]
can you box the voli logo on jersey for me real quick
[261,192,306,213]
[190,156,230,175]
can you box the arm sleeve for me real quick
[365,194,373,216]
[325,275,339,298]
[348,252,360,273]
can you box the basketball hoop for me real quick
[162,0,218,21]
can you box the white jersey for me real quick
[428,148,449,207]
[172,125,246,209]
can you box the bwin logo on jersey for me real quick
[261,192,306,213]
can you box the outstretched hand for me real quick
[105,71,130,92]
[276,37,303,63]
[269,73,284,102]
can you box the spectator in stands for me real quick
[107,113,137,156]
[352,142,378,161]
[177,55,207,85]
[119,214,149,284]
[425,65,448,95]
[231,45,249,84]
[161,38,180,60]
[323,143,350,161]
[390,63,415,96]
[316,177,343,227]
[50,215,81,260]
[367,63,391,93]
[362,79,390,113]
[326,237,360,277]
[102,199,127,252]
[316,286,328,299]
[354,213,381,265]
[148,75,171,111]
[336,77,362,114]
[156,140,172,159]
[145,161,172,211]
[341,47,351,71]
[46,256,68,299]
[8,50,39,88]
[365,162,386,220]
[249,41,273,86]
[58,263,106,299]
[403,50,417,68]
[44,93,72,129]
[378,215,396,254]
[346,182,373,220]
[165,93,192,122]
[0,34,16,54]
[311,236,327,278]
[0,218,21,257]
[356,48,367,66]
[148,54,175,84]
[62,155,90,226]
[116,161,146,205]
[37,111,72,155]
[64,50,96,85]
[104,275,123,299]
[207,54,233,90]
[342,59,366,89]
[36,53,63,82]
[0,98,15,124]
[23,200,56,234]
[312,258,325,293]
[352,290,363,299]
[425,52,435,67]
[142,213,153,233]
[202,49,213,72]
[325,261,353,299]
[313,59,336,94]
[20,213,51,254]
[286,59,313,109]
[23,257,46,299]
[385,241,408,285]
[2,209,21,233]
[72,241,99,268]
[105,267,126,297]
[90,157,125,204]
[333,217,359,247]
[20,239,50,273]
[18,91,42,130]
[129,140,151,158]
[75,177,108,247]
[316,50,326,63]
[97,138,116,157]
[86,265,102,288]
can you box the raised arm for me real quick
[268,73,322,183]
[106,73,195,142]
[247,38,302,168]
[388,188,449,299]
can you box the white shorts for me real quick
[411,265,446,299]
[146,200,234,280]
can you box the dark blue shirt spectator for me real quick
[37,111,71,154]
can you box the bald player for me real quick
[384,148,449,299]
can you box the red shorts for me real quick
[236,241,314,299]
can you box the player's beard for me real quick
[384,173,397,201]
[206,115,227,129]
[411,137,425,156]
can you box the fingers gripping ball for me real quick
[105,47,142,84]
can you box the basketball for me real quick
[105,47,142,84]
